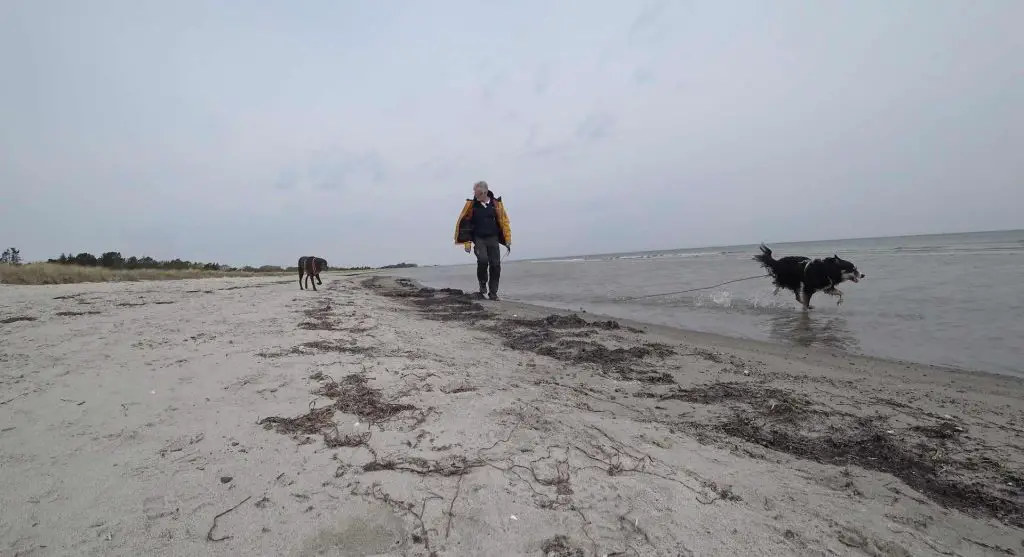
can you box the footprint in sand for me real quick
[297,502,408,556]
[143,495,179,521]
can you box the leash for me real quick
[616,274,767,301]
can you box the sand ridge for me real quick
[1,274,1022,556]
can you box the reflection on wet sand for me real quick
[766,311,860,352]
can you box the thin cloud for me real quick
[575,112,616,143]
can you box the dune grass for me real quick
[0,263,382,285]
[0,263,283,285]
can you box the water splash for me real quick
[694,290,733,308]
[749,289,786,310]
[711,290,733,307]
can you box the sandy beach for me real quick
[1,274,1021,557]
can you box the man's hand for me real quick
[464,243,472,254]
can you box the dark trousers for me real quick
[473,235,501,294]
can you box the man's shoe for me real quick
[475,292,486,300]
[488,293,500,301]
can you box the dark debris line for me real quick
[365,276,1024,529]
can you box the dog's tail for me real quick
[753,243,775,269]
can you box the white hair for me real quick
[474,181,489,191]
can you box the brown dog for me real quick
[298,256,327,291]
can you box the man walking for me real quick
[454,181,512,300]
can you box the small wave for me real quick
[610,251,725,261]
[530,258,587,264]
[894,245,943,251]
[886,247,1024,257]
[532,251,727,263]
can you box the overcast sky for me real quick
[1,1,1021,267]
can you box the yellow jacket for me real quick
[454,192,512,251]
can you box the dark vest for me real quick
[470,200,500,238]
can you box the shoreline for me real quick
[401,272,1019,384]
[397,272,1015,380]
[496,297,1020,386]
[1,273,1021,556]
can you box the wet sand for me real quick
[1,274,1021,556]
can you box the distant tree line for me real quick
[47,252,286,272]
[41,251,416,272]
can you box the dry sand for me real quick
[1,274,1021,557]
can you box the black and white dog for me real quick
[754,244,864,310]
[298,256,328,291]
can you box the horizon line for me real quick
[518,227,1023,263]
